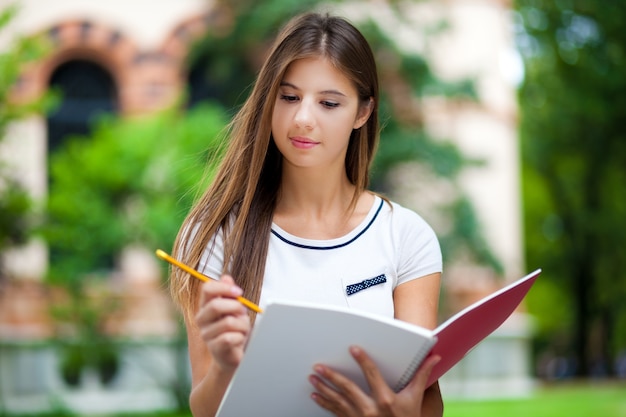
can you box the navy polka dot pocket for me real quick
[346,274,387,296]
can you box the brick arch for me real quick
[11,9,242,115]
[13,20,133,112]
[13,19,184,115]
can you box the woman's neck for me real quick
[273,168,373,239]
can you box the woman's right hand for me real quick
[194,275,251,372]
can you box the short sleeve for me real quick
[197,227,225,280]
[394,205,442,286]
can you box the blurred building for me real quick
[0,0,211,413]
[0,0,533,414]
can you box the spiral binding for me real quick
[393,343,433,392]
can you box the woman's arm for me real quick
[187,327,232,417]
[186,275,251,417]
[393,272,443,417]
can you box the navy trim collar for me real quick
[270,197,384,250]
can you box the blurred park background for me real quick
[0,0,625,416]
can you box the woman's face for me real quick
[271,57,371,174]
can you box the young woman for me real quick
[170,12,443,417]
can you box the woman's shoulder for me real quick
[377,195,432,227]
[374,196,438,245]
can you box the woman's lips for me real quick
[290,136,319,149]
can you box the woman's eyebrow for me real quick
[279,81,347,98]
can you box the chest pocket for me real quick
[342,273,394,318]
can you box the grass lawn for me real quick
[5,381,624,417]
[444,381,626,417]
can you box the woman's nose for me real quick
[294,101,315,129]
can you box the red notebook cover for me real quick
[426,268,541,386]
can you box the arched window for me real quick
[46,59,117,153]
[186,55,220,109]
[185,50,253,110]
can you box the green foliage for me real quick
[0,180,31,248]
[41,104,226,400]
[58,338,120,387]
[42,104,227,285]
[515,0,626,373]
[0,7,53,131]
[0,6,57,133]
[0,5,55,271]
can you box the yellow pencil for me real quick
[155,249,263,314]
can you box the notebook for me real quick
[216,269,541,417]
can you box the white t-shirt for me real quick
[199,195,442,318]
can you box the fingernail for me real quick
[349,346,362,356]
[313,365,325,376]
[427,355,442,369]
[230,286,243,296]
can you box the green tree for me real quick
[515,0,626,376]
[189,0,501,272]
[42,103,227,406]
[0,5,54,277]
[43,104,226,283]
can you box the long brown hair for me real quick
[170,12,380,321]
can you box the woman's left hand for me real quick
[309,346,440,417]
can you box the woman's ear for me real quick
[353,97,374,129]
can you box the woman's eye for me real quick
[321,101,339,109]
[280,94,298,102]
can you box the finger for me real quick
[205,330,248,368]
[195,279,249,343]
[195,296,247,327]
[198,306,249,338]
[198,302,251,368]
[219,274,238,288]
[349,346,394,396]
[311,363,373,412]
[200,328,248,360]
[199,274,243,305]
[309,373,353,416]
[349,346,398,410]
